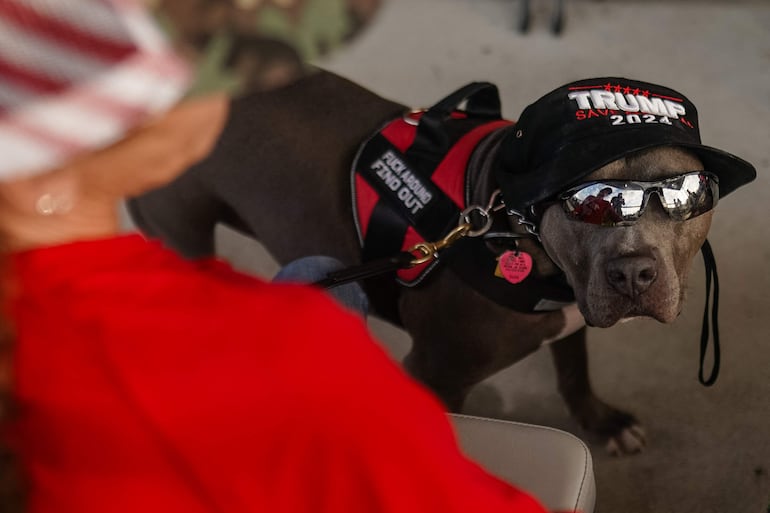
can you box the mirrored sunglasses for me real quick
[561,172,719,226]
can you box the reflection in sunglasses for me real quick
[561,172,718,225]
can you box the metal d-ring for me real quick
[460,205,493,237]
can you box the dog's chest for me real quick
[541,304,586,345]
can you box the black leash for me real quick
[699,239,720,386]
[314,223,476,289]
[313,252,415,289]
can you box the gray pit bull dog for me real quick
[128,70,755,454]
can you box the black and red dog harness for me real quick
[351,83,575,312]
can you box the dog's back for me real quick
[129,69,405,267]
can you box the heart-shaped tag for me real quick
[496,250,533,284]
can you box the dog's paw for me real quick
[604,423,646,456]
[568,395,646,455]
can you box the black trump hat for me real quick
[494,77,757,211]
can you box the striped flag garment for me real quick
[0,0,191,180]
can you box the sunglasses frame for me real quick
[559,171,720,226]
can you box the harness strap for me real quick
[699,239,720,386]
[408,82,502,167]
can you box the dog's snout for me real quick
[605,256,658,298]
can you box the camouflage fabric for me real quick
[154,0,382,93]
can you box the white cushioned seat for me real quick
[450,414,596,513]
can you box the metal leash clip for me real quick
[406,190,504,266]
[407,223,471,266]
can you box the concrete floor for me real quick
[217,1,770,511]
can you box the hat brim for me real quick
[676,143,757,198]
[507,127,757,207]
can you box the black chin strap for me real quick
[699,239,720,386]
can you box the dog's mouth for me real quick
[582,308,672,328]
[617,315,657,324]
[578,291,682,328]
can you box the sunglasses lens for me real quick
[564,184,643,225]
[563,173,718,226]
[660,173,718,221]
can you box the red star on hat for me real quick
[604,83,613,92]
[613,84,622,93]
[623,86,631,95]
[642,90,650,97]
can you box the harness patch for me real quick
[369,149,434,216]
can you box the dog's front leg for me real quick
[549,328,646,455]
[399,269,547,413]
[402,347,476,413]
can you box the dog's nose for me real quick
[605,256,658,297]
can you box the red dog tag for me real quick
[496,250,533,284]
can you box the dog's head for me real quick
[539,146,712,326]
[494,77,756,327]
